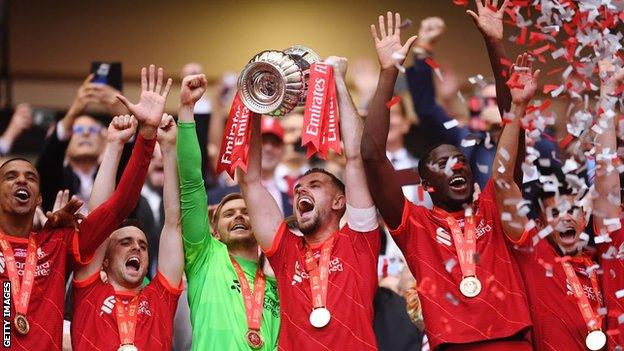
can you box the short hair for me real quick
[213,192,245,224]
[417,143,453,181]
[300,168,345,195]
[0,157,35,174]
[117,218,146,233]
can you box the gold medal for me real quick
[117,344,138,351]
[585,330,607,351]
[246,329,264,349]
[459,276,482,298]
[14,314,29,335]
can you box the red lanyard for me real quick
[0,232,37,317]
[229,257,266,331]
[444,211,477,278]
[304,238,334,309]
[560,257,603,332]
[115,295,140,345]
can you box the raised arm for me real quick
[361,12,416,229]
[156,114,183,286]
[467,0,512,116]
[88,115,137,211]
[492,54,539,241]
[177,74,213,246]
[73,115,138,280]
[76,65,172,260]
[325,56,374,209]
[0,104,32,156]
[238,116,283,250]
[593,61,624,232]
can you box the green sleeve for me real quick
[176,122,213,268]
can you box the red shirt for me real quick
[265,222,381,351]
[390,180,532,350]
[594,223,624,350]
[0,135,154,350]
[513,231,606,351]
[71,271,182,351]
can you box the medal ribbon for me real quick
[115,295,140,345]
[560,257,603,332]
[216,93,257,177]
[0,231,37,317]
[445,212,477,278]
[229,257,266,331]
[304,238,335,309]
[302,63,341,160]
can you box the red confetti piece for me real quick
[515,27,528,45]
[424,57,440,69]
[543,85,560,94]
[451,162,464,171]
[386,95,401,109]
[547,67,564,76]
[531,44,552,55]
[452,0,469,6]
[500,57,513,67]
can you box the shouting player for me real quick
[361,12,532,351]
[0,64,168,350]
[239,56,381,350]
[494,55,624,350]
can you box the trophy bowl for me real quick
[238,45,320,117]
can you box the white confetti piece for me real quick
[444,119,459,129]
[444,258,457,273]
[498,148,510,161]
[460,139,477,147]
[538,226,553,239]
[616,289,624,299]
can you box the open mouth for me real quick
[558,228,577,245]
[14,189,30,202]
[78,141,93,147]
[448,175,467,190]
[297,196,315,217]
[230,221,249,232]
[125,256,141,272]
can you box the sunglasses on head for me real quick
[73,125,102,135]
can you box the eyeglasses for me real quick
[73,125,102,135]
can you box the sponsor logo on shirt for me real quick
[290,255,343,286]
[0,248,50,277]
[434,218,492,247]
[230,279,280,318]
[99,296,152,317]
[565,279,603,304]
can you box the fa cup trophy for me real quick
[237,45,320,117]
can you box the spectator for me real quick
[0,103,33,156]
[35,74,128,212]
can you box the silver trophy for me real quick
[238,45,320,117]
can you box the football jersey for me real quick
[266,222,381,350]
[389,180,532,350]
[71,271,182,350]
[513,231,606,350]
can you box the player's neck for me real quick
[229,244,259,262]
[304,218,339,245]
[109,278,143,294]
[0,212,33,237]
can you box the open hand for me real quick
[180,74,208,107]
[44,190,85,230]
[370,12,418,70]
[107,114,137,145]
[117,65,172,137]
[467,0,509,42]
[509,53,540,105]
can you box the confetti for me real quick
[386,96,401,109]
[444,119,459,129]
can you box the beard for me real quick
[222,232,257,250]
[298,211,322,235]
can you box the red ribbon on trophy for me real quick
[216,93,257,178]
[302,62,341,160]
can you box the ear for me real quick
[213,229,222,240]
[331,193,346,212]
[102,258,109,270]
[36,194,42,207]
